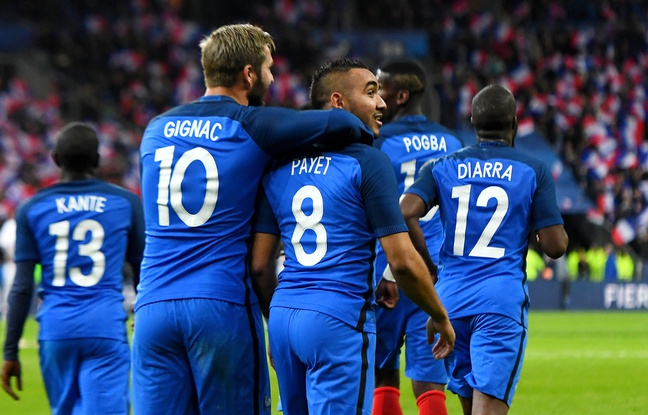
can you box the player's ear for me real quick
[396,89,410,106]
[330,92,344,109]
[52,152,61,167]
[243,65,255,90]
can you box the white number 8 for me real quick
[291,185,327,266]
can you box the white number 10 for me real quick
[154,146,219,227]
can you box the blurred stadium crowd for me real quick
[0,0,647,280]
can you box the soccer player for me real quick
[401,84,568,415]
[372,59,464,415]
[134,24,374,415]
[250,58,455,415]
[1,122,145,414]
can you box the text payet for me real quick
[56,195,107,214]
[291,156,332,176]
[457,161,513,181]
[403,134,447,153]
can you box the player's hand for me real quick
[1,360,22,400]
[375,279,399,309]
[426,317,455,360]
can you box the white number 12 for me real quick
[451,184,508,258]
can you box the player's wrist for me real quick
[382,265,396,283]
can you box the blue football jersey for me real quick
[14,179,145,341]
[374,115,463,279]
[137,95,373,309]
[255,143,407,333]
[405,141,563,326]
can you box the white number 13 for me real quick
[49,219,106,287]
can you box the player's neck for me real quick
[393,106,423,122]
[60,171,95,182]
[477,137,510,146]
[205,86,249,106]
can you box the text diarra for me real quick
[458,161,513,181]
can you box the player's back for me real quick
[375,115,463,271]
[376,115,463,195]
[262,143,403,333]
[416,142,559,325]
[138,97,272,309]
[15,179,141,341]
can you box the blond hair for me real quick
[199,23,275,88]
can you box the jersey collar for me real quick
[477,140,509,148]
[400,115,427,123]
[198,95,238,103]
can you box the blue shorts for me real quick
[132,299,271,415]
[375,292,447,384]
[444,314,527,406]
[269,307,375,415]
[39,338,129,415]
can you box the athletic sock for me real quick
[416,390,447,415]
[373,386,403,415]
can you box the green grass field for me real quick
[2,311,647,414]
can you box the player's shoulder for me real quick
[16,184,63,214]
[340,142,391,163]
[459,144,549,175]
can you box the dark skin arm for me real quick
[537,225,569,259]
[400,194,439,282]
[2,261,37,400]
[375,276,399,309]
[249,232,280,319]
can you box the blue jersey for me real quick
[374,115,463,277]
[255,143,407,333]
[14,179,145,341]
[137,95,372,310]
[405,142,563,326]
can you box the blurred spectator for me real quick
[525,244,545,281]
[603,243,618,282]
[567,246,590,281]
[586,243,606,282]
[0,216,16,318]
[616,248,635,282]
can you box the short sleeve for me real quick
[359,149,408,238]
[532,163,564,230]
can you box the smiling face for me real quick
[334,68,386,136]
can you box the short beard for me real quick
[248,93,264,107]
[248,74,267,107]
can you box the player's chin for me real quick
[371,122,381,136]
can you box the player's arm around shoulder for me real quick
[378,232,454,359]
